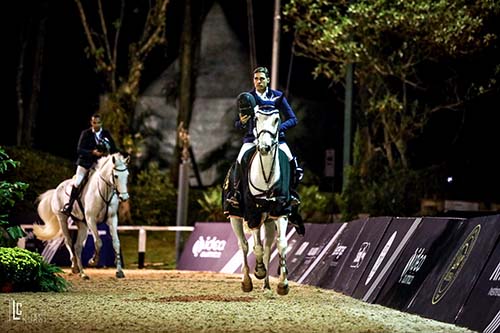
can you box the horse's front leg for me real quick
[252,220,267,284]
[262,219,276,290]
[86,216,101,268]
[275,215,289,295]
[107,214,125,278]
[57,215,79,275]
[230,217,252,292]
[74,222,90,279]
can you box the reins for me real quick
[248,127,280,199]
[71,155,128,222]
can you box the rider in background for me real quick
[226,66,304,231]
[61,113,117,216]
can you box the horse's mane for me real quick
[95,152,122,171]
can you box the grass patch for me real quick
[119,230,192,270]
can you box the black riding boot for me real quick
[289,157,305,235]
[289,157,303,206]
[226,163,242,208]
[62,185,79,216]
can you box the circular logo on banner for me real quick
[432,224,481,305]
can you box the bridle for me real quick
[249,110,280,197]
[98,157,129,204]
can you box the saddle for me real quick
[223,147,293,229]
[65,168,96,221]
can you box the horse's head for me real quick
[254,108,280,156]
[111,153,130,202]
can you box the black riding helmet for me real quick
[237,92,256,117]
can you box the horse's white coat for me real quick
[229,109,290,295]
[33,153,130,279]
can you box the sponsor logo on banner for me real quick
[350,242,370,268]
[329,245,347,267]
[399,247,427,285]
[432,224,480,304]
[366,232,397,285]
[488,261,500,297]
[191,236,227,258]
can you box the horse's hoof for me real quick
[242,281,253,292]
[254,270,266,280]
[88,259,97,267]
[277,283,289,295]
[81,274,90,280]
[116,271,125,278]
[242,275,253,292]
[71,267,79,274]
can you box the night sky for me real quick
[3,0,500,203]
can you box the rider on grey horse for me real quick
[62,113,117,216]
[225,66,304,234]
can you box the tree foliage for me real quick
[284,0,500,217]
[284,0,499,168]
[0,147,28,245]
[74,0,169,154]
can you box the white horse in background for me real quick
[33,153,130,279]
[228,108,291,295]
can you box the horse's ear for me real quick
[124,156,130,164]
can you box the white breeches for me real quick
[74,166,89,188]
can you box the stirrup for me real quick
[226,191,241,208]
[296,167,304,182]
[226,196,240,209]
[61,203,72,216]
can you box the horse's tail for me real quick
[32,189,61,240]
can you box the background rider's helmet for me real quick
[237,92,256,117]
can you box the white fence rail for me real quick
[19,224,195,268]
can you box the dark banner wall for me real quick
[177,222,240,272]
[375,217,467,310]
[352,217,424,302]
[328,216,392,295]
[296,223,346,285]
[406,215,500,324]
[285,223,334,281]
[300,218,366,287]
[456,239,500,332]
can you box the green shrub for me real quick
[129,162,177,225]
[0,147,30,246]
[0,247,69,292]
[298,185,337,221]
[196,186,226,222]
[3,146,73,219]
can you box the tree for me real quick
[15,0,48,148]
[284,0,499,169]
[284,0,500,217]
[74,0,169,153]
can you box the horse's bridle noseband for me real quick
[99,164,129,200]
[250,111,281,196]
